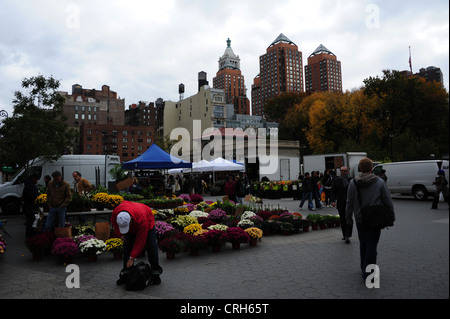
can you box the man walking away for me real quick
[346,158,394,281]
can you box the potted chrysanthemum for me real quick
[92,192,109,211]
[225,227,250,250]
[51,237,78,264]
[35,194,48,211]
[204,229,227,252]
[25,231,55,260]
[207,208,227,223]
[79,238,106,261]
[158,236,185,259]
[105,237,124,260]
[244,227,263,246]
[185,233,208,256]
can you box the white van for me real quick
[372,160,449,200]
[0,155,120,214]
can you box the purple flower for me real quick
[208,208,227,222]
[52,238,79,257]
[178,194,191,202]
[155,221,175,237]
[189,194,204,203]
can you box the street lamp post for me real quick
[0,110,8,119]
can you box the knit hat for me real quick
[437,169,445,176]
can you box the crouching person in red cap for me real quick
[111,200,163,285]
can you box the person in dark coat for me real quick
[22,173,40,238]
[299,172,314,210]
[431,169,449,209]
[331,166,353,243]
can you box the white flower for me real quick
[189,210,209,218]
[241,211,256,220]
[207,224,228,231]
[238,219,254,227]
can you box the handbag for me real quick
[356,184,395,230]
[120,262,151,291]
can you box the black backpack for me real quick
[120,262,151,291]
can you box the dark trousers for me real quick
[337,206,352,238]
[356,223,381,278]
[123,227,163,276]
[432,194,450,209]
[299,191,313,209]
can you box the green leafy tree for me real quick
[0,75,78,173]
[363,70,449,160]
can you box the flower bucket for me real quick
[88,254,97,262]
[32,252,43,261]
[166,251,175,260]
[113,252,122,260]
[249,238,258,247]
[232,242,241,250]
[190,249,199,256]
[63,256,73,264]
[212,245,221,253]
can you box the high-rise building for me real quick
[213,38,250,115]
[251,34,304,117]
[417,66,444,85]
[305,44,342,94]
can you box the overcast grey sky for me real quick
[0,0,448,117]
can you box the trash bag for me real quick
[120,262,151,291]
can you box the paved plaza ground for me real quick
[0,195,448,304]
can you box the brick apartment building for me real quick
[305,44,342,93]
[251,34,304,118]
[61,84,155,161]
[213,38,250,115]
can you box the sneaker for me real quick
[116,277,126,285]
[345,237,350,244]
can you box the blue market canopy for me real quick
[121,143,192,170]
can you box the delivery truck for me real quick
[302,152,367,177]
[0,155,120,214]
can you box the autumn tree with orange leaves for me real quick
[266,69,449,161]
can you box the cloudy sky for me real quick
[0,0,448,117]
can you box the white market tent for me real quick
[207,157,245,172]
[168,157,244,174]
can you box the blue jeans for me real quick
[43,207,66,231]
[356,223,381,278]
[123,227,163,276]
[299,191,313,210]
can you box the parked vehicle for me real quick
[0,155,120,214]
[302,152,367,177]
[372,160,449,200]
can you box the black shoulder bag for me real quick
[356,183,395,230]
[120,261,151,291]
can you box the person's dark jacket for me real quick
[331,176,352,210]
[22,178,39,211]
[302,176,313,193]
